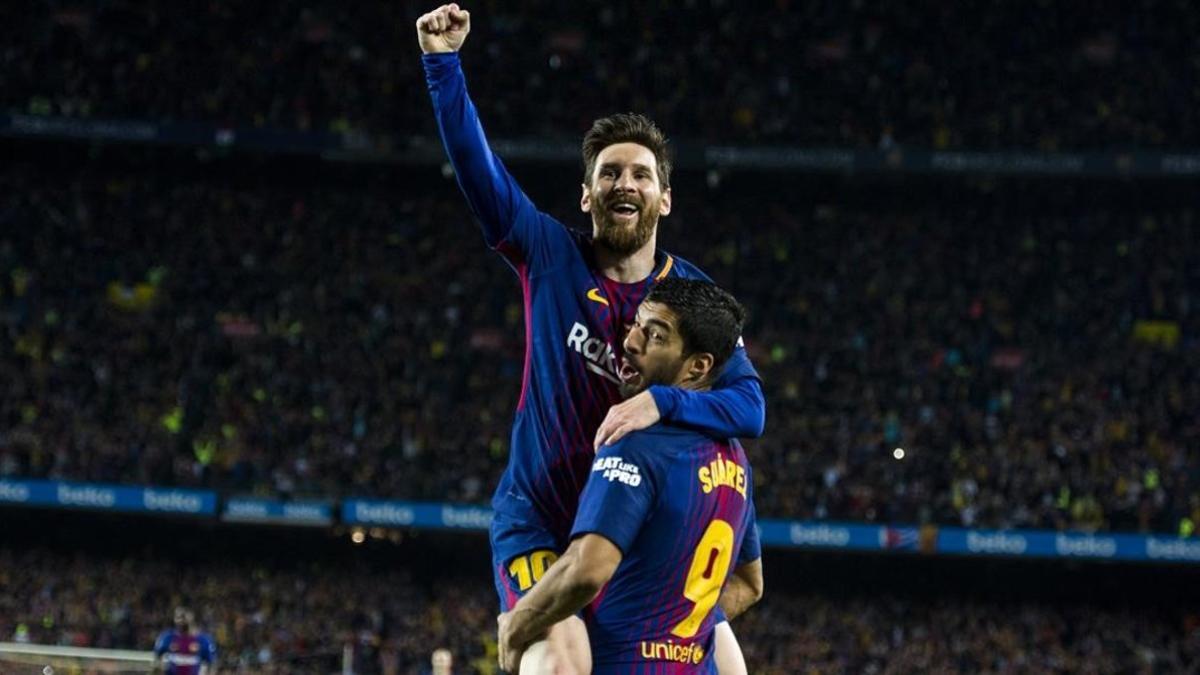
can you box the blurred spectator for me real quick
[424,648,453,675]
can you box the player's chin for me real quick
[600,217,638,237]
[618,378,645,399]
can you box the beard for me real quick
[591,190,660,256]
[617,379,642,400]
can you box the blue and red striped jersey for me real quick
[573,425,760,674]
[153,630,216,675]
[424,53,764,544]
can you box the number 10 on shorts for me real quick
[508,550,559,591]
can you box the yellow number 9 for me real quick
[671,519,734,638]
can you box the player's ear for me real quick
[658,185,672,216]
[581,183,593,213]
[684,352,714,384]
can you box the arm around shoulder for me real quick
[651,374,766,439]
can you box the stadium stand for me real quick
[1,157,1197,535]
[4,1,1200,672]
[2,1,1198,148]
[2,514,1198,674]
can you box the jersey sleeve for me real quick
[571,439,659,554]
[648,346,766,439]
[423,53,569,271]
[737,498,762,565]
[152,631,170,656]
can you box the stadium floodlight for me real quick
[0,642,156,674]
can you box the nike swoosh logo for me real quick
[585,361,621,384]
[586,288,610,306]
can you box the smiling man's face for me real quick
[581,142,672,255]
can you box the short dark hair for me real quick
[646,278,746,370]
[582,113,672,188]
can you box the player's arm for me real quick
[498,439,656,670]
[719,558,764,622]
[651,370,765,438]
[497,533,622,666]
[595,349,765,448]
[152,632,168,673]
[417,4,543,255]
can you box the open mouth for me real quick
[608,202,640,221]
[618,360,641,385]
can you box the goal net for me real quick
[0,642,156,674]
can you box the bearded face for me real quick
[590,185,662,255]
[582,142,672,255]
[618,300,694,399]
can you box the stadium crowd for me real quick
[5,2,1200,674]
[3,0,1198,149]
[1,161,1198,536]
[1,545,1197,674]
[0,546,492,674]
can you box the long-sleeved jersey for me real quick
[424,52,765,544]
[573,425,760,673]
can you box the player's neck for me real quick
[674,379,712,393]
[595,234,658,283]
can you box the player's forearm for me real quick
[650,376,766,439]
[717,578,758,621]
[719,561,764,621]
[423,53,527,247]
[506,549,604,644]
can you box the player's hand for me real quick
[416,3,471,54]
[594,390,661,448]
[496,611,524,674]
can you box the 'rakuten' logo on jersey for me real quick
[567,322,620,384]
[592,456,642,487]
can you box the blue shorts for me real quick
[490,510,566,611]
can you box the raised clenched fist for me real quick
[416,3,471,54]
